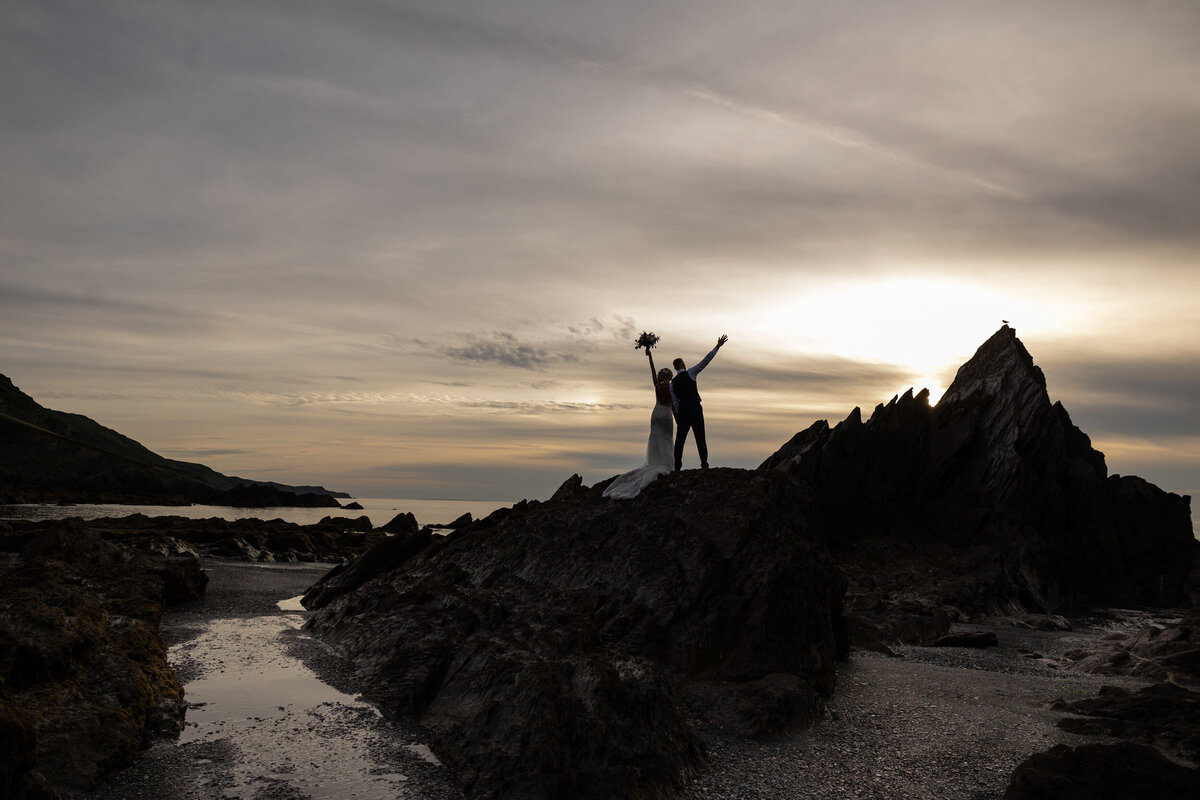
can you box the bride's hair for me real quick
[657,368,672,383]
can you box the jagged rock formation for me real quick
[0,520,206,796]
[0,373,346,505]
[303,468,847,800]
[761,326,1196,629]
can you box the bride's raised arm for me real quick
[646,349,659,385]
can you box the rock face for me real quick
[0,520,206,796]
[761,326,1196,627]
[304,468,847,800]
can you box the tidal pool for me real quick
[171,611,445,799]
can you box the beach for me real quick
[686,628,1160,799]
[63,560,1170,800]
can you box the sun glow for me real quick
[750,276,1080,399]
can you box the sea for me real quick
[0,496,514,529]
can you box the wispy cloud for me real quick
[428,332,578,370]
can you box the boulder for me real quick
[1003,742,1199,800]
[305,468,847,800]
[380,511,419,534]
[1053,683,1200,763]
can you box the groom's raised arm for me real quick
[689,334,728,377]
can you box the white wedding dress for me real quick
[603,401,674,499]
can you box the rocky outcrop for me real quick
[1003,742,1199,799]
[304,468,847,800]
[3,514,388,565]
[1062,617,1200,683]
[1052,683,1200,763]
[761,326,1197,639]
[0,520,206,796]
[208,483,342,508]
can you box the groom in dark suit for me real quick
[670,334,728,471]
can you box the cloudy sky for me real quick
[3,1,1198,505]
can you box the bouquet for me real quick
[634,331,660,352]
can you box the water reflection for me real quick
[173,614,422,799]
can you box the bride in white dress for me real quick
[603,348,676,500]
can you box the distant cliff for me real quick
[0,374,347,505]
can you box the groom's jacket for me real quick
[670,343,721,413]
[671,372,701,405]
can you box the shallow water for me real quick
[172,613,426,799]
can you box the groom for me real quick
[671,334,728,471]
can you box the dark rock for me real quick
[1054,683,1200,763]
[380,512,419,534]
[0,520,186,793]
[1064,620,1200,683]
[447,512,473,529]
[211,483,341,508]
[305,468,846,800]
[317,514,375,532]
[760,326,1198,634]
[930,630,998,648]
[301,528,434,609]
[6,514,388,565]
[342,501,364,510]
[681,673,823,739]
[1003,742,1199,800]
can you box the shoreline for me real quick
[62,559,463,800]
[62,560,1191,800]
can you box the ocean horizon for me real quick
[0,496,515,529]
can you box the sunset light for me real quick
[2,1,1198,503]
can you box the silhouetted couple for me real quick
[603,335,728,500]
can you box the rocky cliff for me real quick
[760,326,1196,621]
[304,468,847,800]
[0,374,345,505]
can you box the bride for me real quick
[603,347,676,499]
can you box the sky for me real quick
[2,1,1199,505]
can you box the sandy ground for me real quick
[63,561,1165,800]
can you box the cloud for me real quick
[2,2,1198,500]
[430,332,579,371]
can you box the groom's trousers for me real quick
[674,402,708,470]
